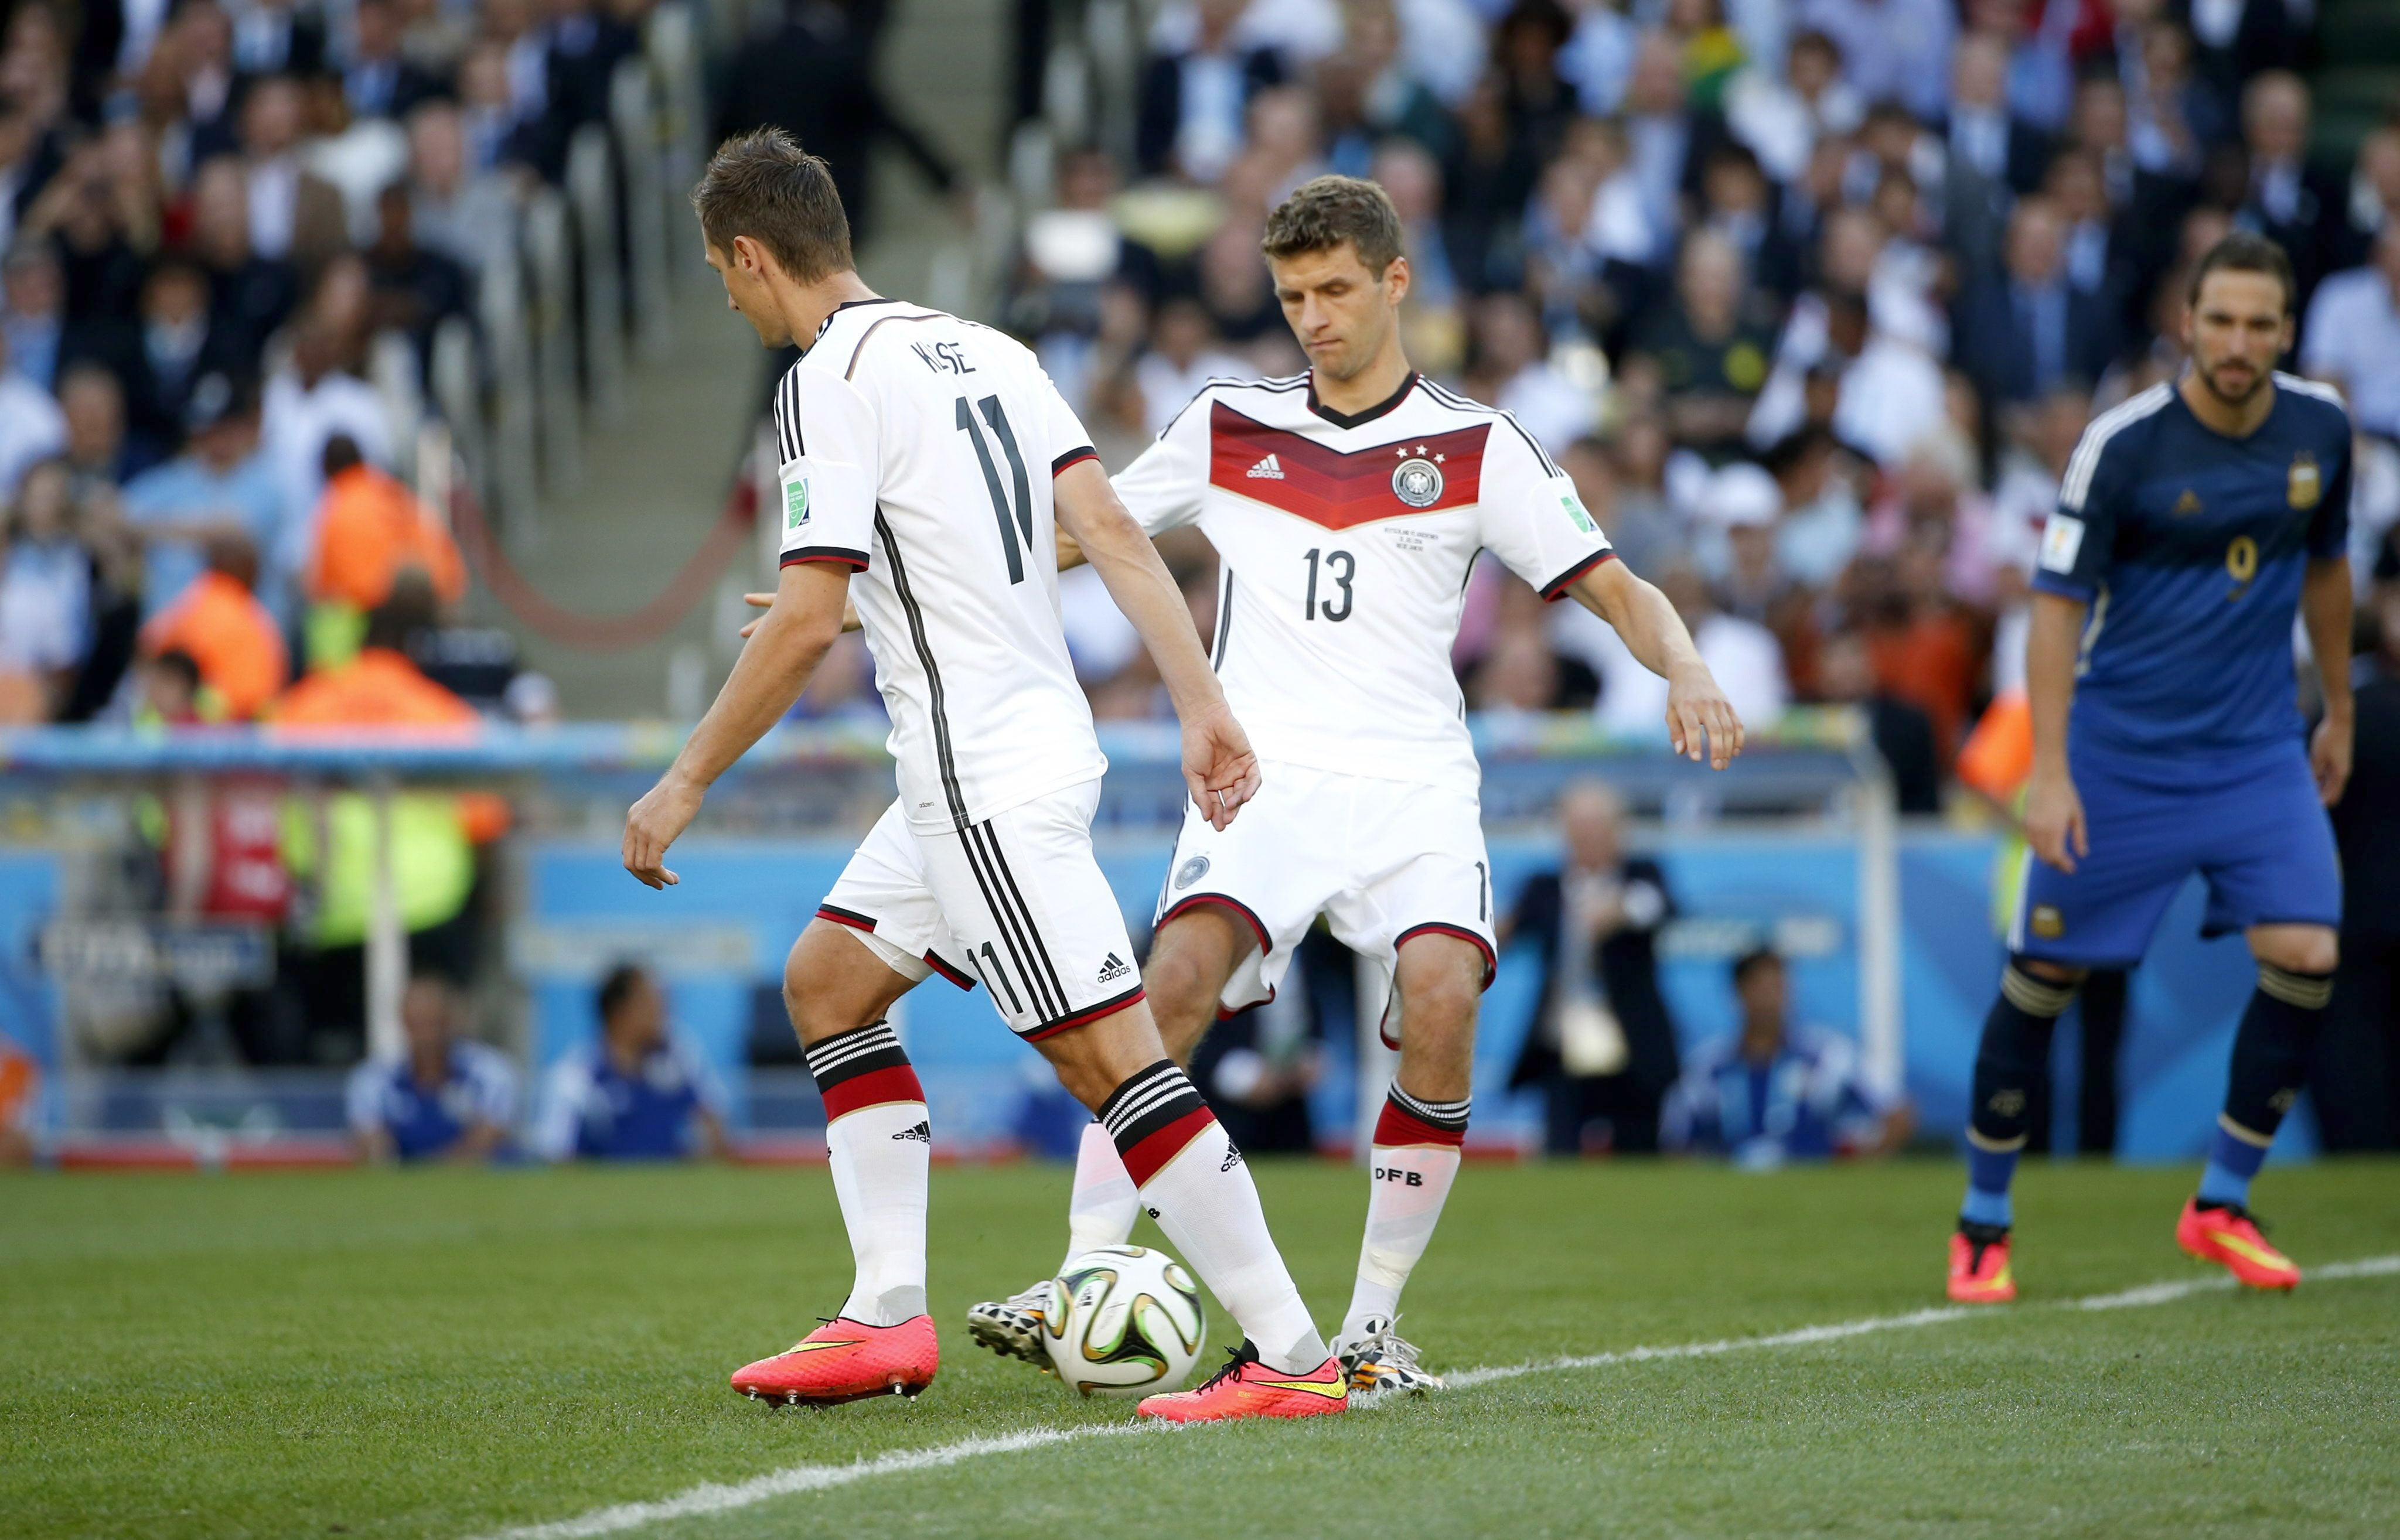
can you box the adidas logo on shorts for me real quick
[1246,454,1285,480]
[1097,951,1134,984]
[892,1121,931,1143]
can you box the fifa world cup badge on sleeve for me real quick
[2288,452,2319,510]
[2038,514,2084,574]
[1562,492,1599,534]
[785,475,811,532]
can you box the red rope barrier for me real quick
[449,463,758,651]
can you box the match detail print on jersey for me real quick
[1205,403,1488,528]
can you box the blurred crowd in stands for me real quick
[963,0,2400,816]
[0,0,649,726]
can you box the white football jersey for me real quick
[1112,371,1615,790]
[774,299,1107,831]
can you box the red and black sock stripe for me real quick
[1099,1060,1216,1186]
[1374,1084,1470,1148]
[803,1020,924,1121]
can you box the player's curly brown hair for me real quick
[1261,175,1404,276]
[692,128,853,284]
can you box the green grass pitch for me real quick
[5,1157,2396,1539]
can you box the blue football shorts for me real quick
[2010,737,2341,968]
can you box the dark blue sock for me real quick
[2200,964,2332,1208]
[1958,962,2074,1231]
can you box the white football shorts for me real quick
[817,780,1146,1040]
[1151,760,1497,1016]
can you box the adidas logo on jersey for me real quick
[892,1121,931,1143]
[1246,454,1285,480]
[1097,951,1134,984]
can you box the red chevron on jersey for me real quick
[1208,403,1488,529]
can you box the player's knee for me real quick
[2012,957,2087,988]
[780,929,891,1046]
[2252,927,2337,978]
[1396,962,1480,1039]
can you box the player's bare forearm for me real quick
[2300,558,2354,720]
[1052,462,1218,717]
[1053,460,1259,825]
[2301,556,2354,804]
[1567,559,1746,767]
[672,563,846,787]
[737,590,859,634]
[626,562,846,887]
[2024,593,2085,776]
[2023,592,2089,870]
[1055,528,1086,572]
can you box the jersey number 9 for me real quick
[2225,534,2257,598]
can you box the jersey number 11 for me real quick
[956,394,1034,584]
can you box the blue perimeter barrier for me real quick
[0,720,2303,1162]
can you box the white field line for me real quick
[483,1426,1158,1540]
[476,1254,2400,1540]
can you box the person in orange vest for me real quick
[0,1036,35,1165]
[1956,690,2131,1156]
[302,434,465,665]
[136,529,289,722]
[272,571,507,1054]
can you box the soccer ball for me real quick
[1041,1245,1206,1398]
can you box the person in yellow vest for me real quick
[1957,691,2131,1156]
[270,570,506,1054]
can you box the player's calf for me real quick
[2179,948,2333,1288]
[1337,931,1481,1375]
[1948,959,2080,1300]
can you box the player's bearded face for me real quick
[1270,245,1406,383]
[2183,271,2293,406]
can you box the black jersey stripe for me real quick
[1419,378,1564,477]
[773,366,804,462]
[960,819,1061,1020]
[973,820,1069,1013]
[873,508,969,825]
[844,308,949,381]
[814,295,908,344]
[1212,567,1234,668]
[1154,374,1311,441]
[872,503,1072,1022]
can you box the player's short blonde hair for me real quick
[1262,175,1404,277]
[692,128,853,284]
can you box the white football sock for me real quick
[806,1022,930,1327]
[1102,1060,1328,1375]
[1063,1118,1140,1268]
[1342,1087,1468,1339]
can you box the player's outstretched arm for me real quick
[2022,591,2088,873]
[2300,555,2354,806]
[1052,459,1259,829]
[625,561,850,889]
[1564,559,1745,769]
[739,590,860,634]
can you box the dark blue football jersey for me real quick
[2033,374,2352,758]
